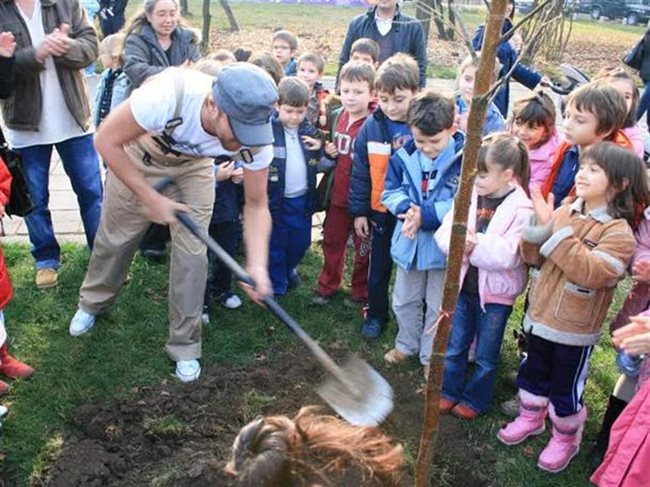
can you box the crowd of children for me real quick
[4,11,650,482]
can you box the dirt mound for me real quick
[38,349,490,486]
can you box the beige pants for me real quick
[78,136,215,361]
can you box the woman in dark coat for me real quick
[122,0,201,259]
[0,32,16,99]
[635,27,650,132]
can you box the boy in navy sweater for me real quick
[268,77,323,296]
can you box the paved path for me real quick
[1,75,539,245]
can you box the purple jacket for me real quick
[435,184,533,309]
[528,131,559,190]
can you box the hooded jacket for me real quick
[123,24,200,89]
[382,133,464,271]
[0,0,99,131]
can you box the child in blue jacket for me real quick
[381,91,464,377]
[268,77,323,296]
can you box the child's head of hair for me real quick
[297,52,325,74]
[339,61,376,92]
[477,132,531,195]
[272,30,298,52]
[457,53,501,102]
[565,80,627,142]
[233,47,253,62]
[225,407,404,487]
[194,58,222,76]
[510,90,556,150]
[249,52,284,86]
[207,48,236,65]
[375,53,419,95]
[350,38,380,65]
[297,52,325,89]
[278,77,310,108]
[579,142,650,229]
[99,33,126,68]
[595,67,639,129]
[407,90,455,136]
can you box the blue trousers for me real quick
[205,219,241,303]
[442,291,512,413]
[367,211,395,323]
[269,195,311,296]
[517,332,593,417]
[16,134,103,269]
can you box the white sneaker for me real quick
[201,312,210,326]
[69,308,97,336]
[175,359,201,382]
[222,294,242,309]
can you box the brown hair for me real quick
[375,53,419,95]
[595,67,640,129]
[124,0,189,37]
[339,61,376,91]
[297,51,325,74]
[581,142,650,230]
[194,59,222,76]
[510,90,556,149]
[278,77,310,107]
[225,407,404,487]
[249,52,284,86]
[351,37,380,63]
[272,30,298,51]
[567,80,627,140]
[407,90,455,136]
[207,48,236,64]
[478,132,531,195]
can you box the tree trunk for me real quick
[447,0,456,40]
[413,1,509,486]
[219,0,240,32]
[180,0,191,17]
[200,0,211,53]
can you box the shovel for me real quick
[154,177,393,427]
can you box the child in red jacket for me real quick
[0,156,35,394]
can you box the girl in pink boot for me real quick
[0,156,35,395]
[497,142,649,473]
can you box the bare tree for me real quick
[520,0,572,64]
[200,0,240,53]
[180,0,191,17]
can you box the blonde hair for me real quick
[99,33,126,64]
[456,52,502,90]
[226,407,404,487]
[194,59,223,76]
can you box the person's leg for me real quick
[460,303,513,413]
[366,214,395,323]
[350,227,370,302]
[14,143,60,270]
[636,82,650,126]
[317,205,350,297]
[166,161,215,362]
[55,134,103,250]
[420,269,446,365]
[441,292,477,403]
[78,171,150,315]
[139,223,171,257]
[269,210,290,297]
[390,267,425,357]
[212,219,240,298]
[284,196,312,279]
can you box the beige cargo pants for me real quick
[78,135,215,361]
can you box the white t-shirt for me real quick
[6,0,89,148]
[375,13,393,36]
[283,128,307,198]
[129,69,272,171]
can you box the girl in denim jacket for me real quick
[435,133,532,419]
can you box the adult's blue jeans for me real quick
[442,291,513,413]
[16,134,103,269]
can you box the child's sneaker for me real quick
[384,348,410,364]
[0,345,34,379]
[69,308,97,336]
[451,403,479,420]
[219,293,242,309]
[500,396,520,417]
[175,359,201,383]
[361,318,384,339]
[288,268,301,289]
[439,397,456,413]
[201,306,210,325]
[312,293,331,305]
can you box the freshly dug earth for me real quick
[37,347,494,486]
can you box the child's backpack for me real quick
[0,127,33,217]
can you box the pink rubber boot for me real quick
[537,404,587,473]
[497,390,548,446]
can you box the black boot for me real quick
[588,395,628,473]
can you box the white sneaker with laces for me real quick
[69,308,97,336]
[175,359,201,382]
[222,294,242,309]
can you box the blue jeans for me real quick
[637,82,650,129]
[442,291,513,413]
[16,134,103,269]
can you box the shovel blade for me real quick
[316,355,393,427]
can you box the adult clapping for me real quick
[0,32,16,99]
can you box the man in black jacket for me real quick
[99,0,127,36]
[0,31,15,99]
[337,0,427,88]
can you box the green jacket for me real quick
[0,0,99,131]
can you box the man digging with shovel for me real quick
[68,63,278,382]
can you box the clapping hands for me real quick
[398,203,422,239]
[35,24,74,63]
[0,31,16,58]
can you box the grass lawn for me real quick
[0,242,628,486]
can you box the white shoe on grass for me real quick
[69,308,97,336]
[175,359,201,382]
[221,294,242,309]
